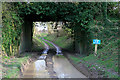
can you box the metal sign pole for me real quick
[95,44,98,56]
[93,39,101,56]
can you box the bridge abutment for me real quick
[20,20,33,53]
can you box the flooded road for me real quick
[23,60,49,78]
[53,55,87,78]
[23,38,87,78]
[23,40,50,78]
[23,54,50,78]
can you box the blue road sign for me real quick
[93,39,101,44]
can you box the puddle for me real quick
[23,59,49,78]
[34,60,46,71]
[23,40,50,78]
[38,54,47,60]
[23,54,87,78]
[23,39,86,78]
[53,55,87,78]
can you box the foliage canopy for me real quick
[2,2,119,56]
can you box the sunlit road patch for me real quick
[53,56,87,78]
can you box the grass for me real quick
[0,28,2,78]
[34,36,55,49]
[2,53,32,78]
[69,56,81,64]
[55,55,65,58]
[39,32,48,37]
[43,33,74,51]
[33,21,118,78]
[0,28,2,49]
[34,33,56,48]
[2,35,48,78]
[32,37,45,51]
[42,40,54,49]
[69,39,119,78]
[3,68,19,78]
[35,33,73,50]
[43,33,56,41]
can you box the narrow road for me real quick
[23,40,49,78]
[41,41,49,54]
[23,38,87,78]
[42,38,87,78]
[53,56,86,78]
[42,38,62,55]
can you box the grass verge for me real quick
[69,39,118,78]
[32,37,45,52]
[43,34,74,51]
[42,40,54,49]
[2,53,32,78]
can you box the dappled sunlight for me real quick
[1,2,119,78]
[32,21,74,51]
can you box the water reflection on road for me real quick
[23,55,87,78]
[53,55,87,78]
[23,39,87,78]
[23,59,50,78]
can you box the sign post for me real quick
[95,44,97,56]
[93,39,101,56]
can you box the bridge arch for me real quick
[3,2,94,55]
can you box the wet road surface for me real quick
[41,41,49,54]
[53,55,87,78]
[23,59,50,78]
[23,38,87,78]
[42,38,62,55]
[23,40,49,78]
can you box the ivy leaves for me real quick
[2,2,116,56]
[2,3,23,56]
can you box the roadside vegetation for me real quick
[69,38,118,78]
[1,2,119,78]
[32,37,45,52]
[2,37,46,78]
[2,53,32,78]
[39,31,118,78]
[0,28,2,78]
[40,33,74,51]
[37,16,119,78]
[42,40,54,49]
